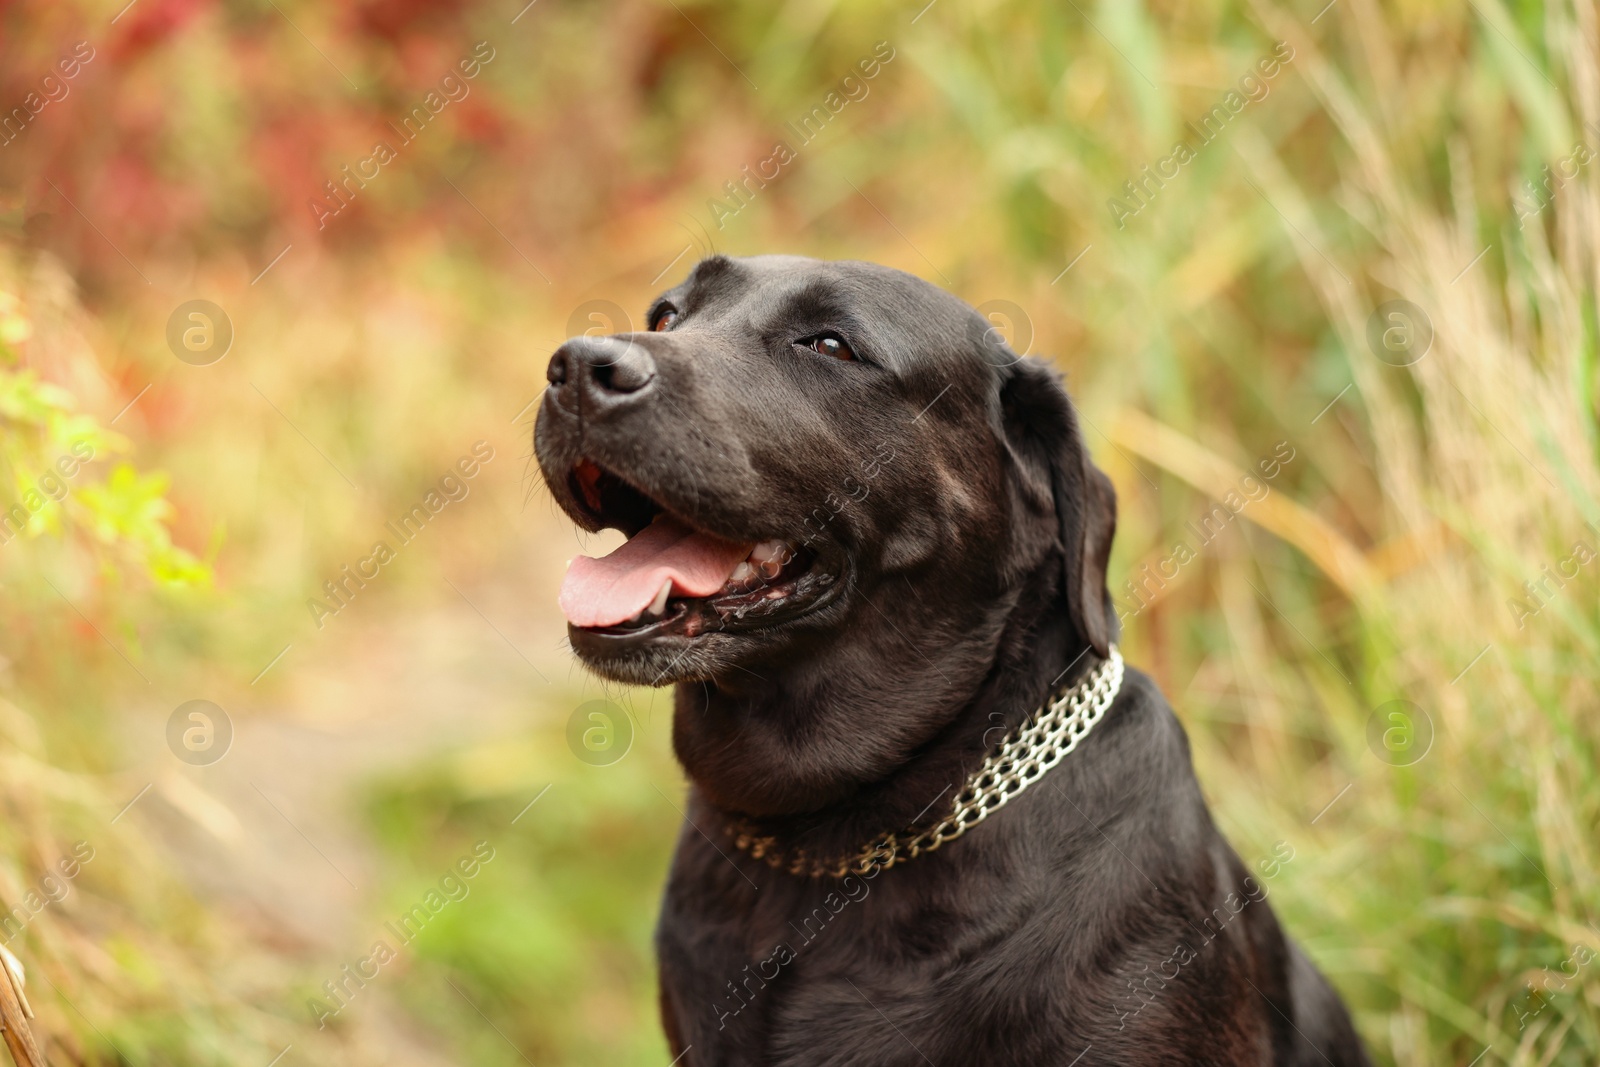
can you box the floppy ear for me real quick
[999,357,1119,658]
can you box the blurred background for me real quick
[0,0,1597,1062]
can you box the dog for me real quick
[535,254,1370,1066]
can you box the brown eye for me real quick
[652,307,679,332]
[805,333,854,361]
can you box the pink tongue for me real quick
[559,515,754,628]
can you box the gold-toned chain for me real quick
[728,646,1125,879]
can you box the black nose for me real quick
[547,336,657,408]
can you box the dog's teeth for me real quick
[646,579,672,617]
[766,589,784,599]
[750,540,790,579]
[729,561,756,584]
[749,540,788,565]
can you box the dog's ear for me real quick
[999,357,1118,658]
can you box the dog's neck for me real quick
[669,561,1095,864]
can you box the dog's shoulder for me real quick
[1070,663,1208,814]
[995,663,1229,910]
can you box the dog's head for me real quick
[535,254,1116,689]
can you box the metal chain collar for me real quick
[727,646,1125,879]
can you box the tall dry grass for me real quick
[1084,2,1600,1063]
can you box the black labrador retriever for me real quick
[535,255,1370,1066]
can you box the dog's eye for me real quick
[800,333,855,361]
[652,307,680,332]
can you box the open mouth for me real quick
[559,460,842,642]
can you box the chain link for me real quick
[728,646,1125,879]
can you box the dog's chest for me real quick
[658,864,1102,1066]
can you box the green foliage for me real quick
[0,341,207,590]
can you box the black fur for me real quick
[534,255,1370,1066]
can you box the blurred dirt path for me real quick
[130,515,619,1061]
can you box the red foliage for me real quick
[105,0,211,64]
[1,0,507,285]
[348,0,466,45]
